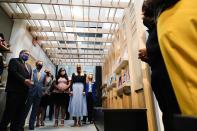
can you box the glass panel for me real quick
[42,5,55,15]
[72,6,83,19]
[83,0,89,5]
[102,34,108,38]
[83,7,88,18]
[34,20,40,26]
[102,23,111,29]
[106,43,112,46]
[89,22,99,28]
[90,0,101,5]
[67,33,75,38]
[100,8,109,18]
[39,20,50,26]
[120,0,131,2]
[49,21,58,27]
[25,4,44,14]
[65,21,73,27]
[58,0,69,4]
[60,6,71,19]
[54,32,62,37]
[115,9,124,17]
[54,5,61,17]
[18,4,28,14]
[90,7,99,19]
[72,0,83,5]
[9,3,22,13]
[111,23,116,30]
[109,8,116,17]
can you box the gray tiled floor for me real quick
[25,120,97,131]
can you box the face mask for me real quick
[77,67,81,73]
[21,54,29,61]
[36,64,43,70]
[46,72,50,76]
[143,17,155,30]
[60,71,65,76]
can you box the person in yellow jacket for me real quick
[157,0,197,115]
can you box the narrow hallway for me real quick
[2,0,197,131]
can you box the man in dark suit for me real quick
[0,50,33,131]
[83,74,97,124]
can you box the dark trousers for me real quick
[48,104,54,120]
[0,92,27,131]
[22,96,41,128]
[65,93,70,120]
[83,93,94,122]
[151,64,181,131]
[44,104,54,121]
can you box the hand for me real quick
[24,79,34,87]
[69,91,73,96]
[138,48,148,62]
[82,92,86,96]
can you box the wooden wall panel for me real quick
[102,1,157,131]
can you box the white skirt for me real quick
[68,83,87,117]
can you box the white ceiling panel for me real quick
[0,0,131,66]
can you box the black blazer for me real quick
[5,58,32,94]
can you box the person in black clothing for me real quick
[138,1,181,131]
[0,50,33,131]
[43,74,54,121]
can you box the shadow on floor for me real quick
[24,120,97,131]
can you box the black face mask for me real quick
[46,72,50,76]
[143,17,155,30]
[36,64,43,70]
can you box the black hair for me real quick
[56,67,68,84]
[142,1,154,18]
[0,33,4,39]
[142,1,155,30]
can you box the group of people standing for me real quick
[0,50,97,131]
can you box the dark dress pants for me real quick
[22,95,41,129]
[83,93,94,122]
[151,64,181,131]
[0,92,27,131]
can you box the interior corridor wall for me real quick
[6,20,55,75]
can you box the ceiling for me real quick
[0,0,131,66]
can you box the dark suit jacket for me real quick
[85,82,97,102]
[5,58,32,94]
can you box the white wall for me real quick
[6,20,55,75]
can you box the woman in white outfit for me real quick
[68,64,87,127]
